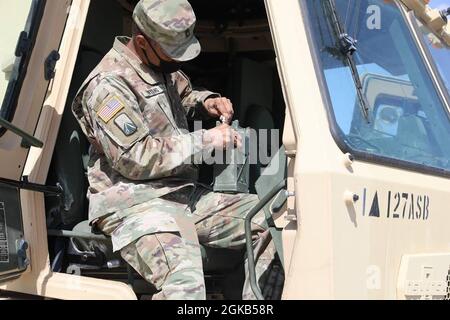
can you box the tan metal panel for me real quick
[0,0,136,299]
[267,0,450,299]
[0,0,72,180]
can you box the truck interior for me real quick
[44,0,287,300]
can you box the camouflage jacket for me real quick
[72,37,217,224]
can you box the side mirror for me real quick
[374,104,404,137]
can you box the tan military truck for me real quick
[0,0,450,300]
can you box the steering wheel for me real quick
[346,134,381,153]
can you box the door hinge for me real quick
[44,50,60,80]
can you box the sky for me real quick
[432,0,449,10]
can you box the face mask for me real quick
[142,39,182,74]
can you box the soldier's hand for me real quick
[204,97,234,123]
[204,124,242,150]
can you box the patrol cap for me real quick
[133,0,201,62]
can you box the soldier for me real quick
[72,0,283,300]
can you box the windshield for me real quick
[0,0,36,120]
[415,18,450,94]
[305,0,450,174]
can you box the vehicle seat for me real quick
[244,104,276,194]
[45,50,103,229]
[45,0,123,229]
[67,220,246,274]
[229,58,282,193]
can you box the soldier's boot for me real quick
[121,233,206,300]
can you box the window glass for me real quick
[0,0,35,118]
[305,0,450,172]
[416,18,450,94]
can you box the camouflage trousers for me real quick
[98,186,284,300]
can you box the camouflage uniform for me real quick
[72,0,283,300]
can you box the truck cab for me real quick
[0,0,449,300]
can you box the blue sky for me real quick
[432,0,449,10]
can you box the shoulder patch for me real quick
[97,96,125,123]
[114,113,138,136]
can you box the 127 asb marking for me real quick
[362,189,430,221]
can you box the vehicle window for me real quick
[415,18,450,94]
[0,0,38,120]
[305,0,450,173]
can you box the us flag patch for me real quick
[97,96,125,123]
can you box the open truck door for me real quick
[0,0,83,286]
[0,0,75,283]
[0,0,137,299]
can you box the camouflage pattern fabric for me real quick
[133,0,201,61]
[122,233,205,300]
[72,37,218,225]
[115,194,205,300]
[99,186,283,300]
[72,35,284,299]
